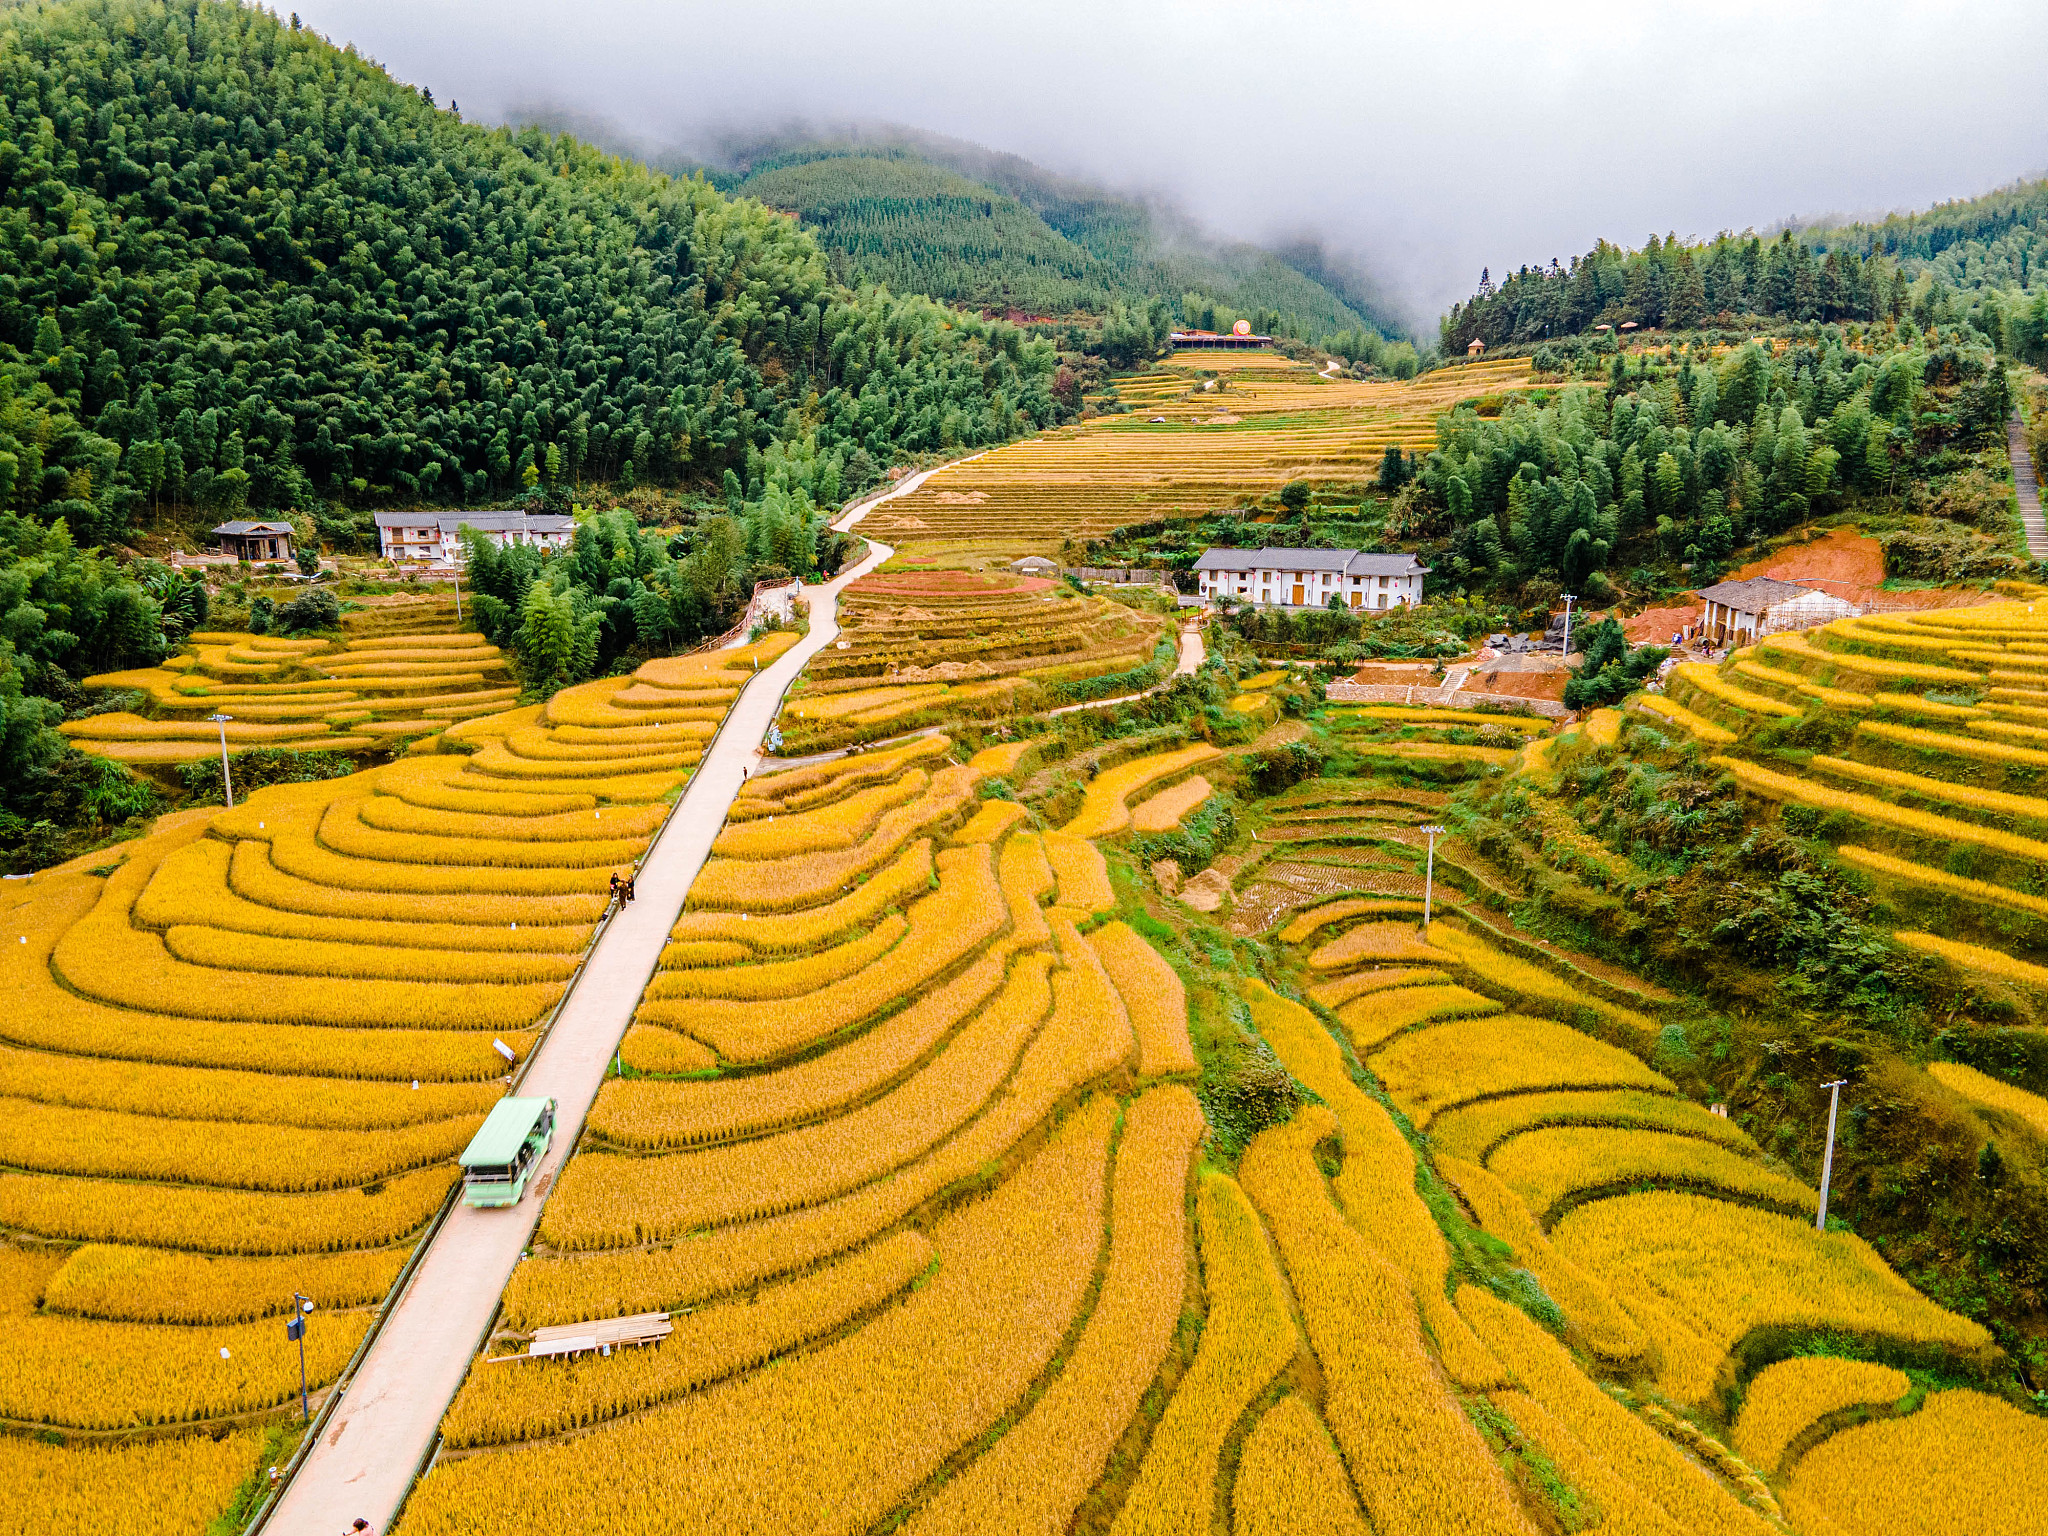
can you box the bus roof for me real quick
[460,1097,552,1167]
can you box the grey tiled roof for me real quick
[1696,577,1810,615]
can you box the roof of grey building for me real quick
[211,520,295,535]
[1194,547,1429,577]
[373,510,576,533]
[1343,552,1431,576]
[1195,547,1357,574]
[1696,577,1810,614]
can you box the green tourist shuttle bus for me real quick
[458,1096,557,1208]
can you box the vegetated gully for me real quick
[263,536,893,1536]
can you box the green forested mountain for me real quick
[1804,177,2048,293]
[0,0,1060,554]
[0,0,1066,869]
[736,153,1125,315]
[709,126,1408,343]
[1442,178,2048,356]
[1440,230,1905,352]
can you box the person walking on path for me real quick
[608,872,621,903]
[623,873,636,903]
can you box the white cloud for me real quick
[297,0,2048,330]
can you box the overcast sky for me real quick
[297,0,2048,331]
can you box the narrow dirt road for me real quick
[264,537,893,1536]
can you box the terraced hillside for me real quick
[775,568,1174,752]
[75,599,513,768]
[0,636,789,1530]
[392,703,2041,1534]
[1654,594,2048,1019]
[858,354,1537,547]
[400,737,1213,1532]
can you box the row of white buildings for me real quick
[1184,549,1862,645]
[1192,548,1429,610]
[372,510,576,565]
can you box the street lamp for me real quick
[285,1294,314,1422]
[1560,592,1578,656]
[1419,824,1446,927]
[208,714,234,808]
[1816,1079,1849,1232]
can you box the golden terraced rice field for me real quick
[0,632,786,1525]
[859,354,1537,546]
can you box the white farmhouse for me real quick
[374,510,577,567]
[1193,547,1428,610]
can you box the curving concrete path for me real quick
[263,537,892,1536]
[832,452,986,534]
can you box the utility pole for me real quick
[209,714,234,808]
[286,1294,313,1422]
[1560,592,1578,656]
[453,563,462,623]
[1816,1079,1849,1232]
[1420,824,1446,927]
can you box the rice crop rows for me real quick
[1109,1174,1300,1536]
[1428,1087,1755,1165]
[1729,1356,1910,1472]
[1239,1106,1538,1535]
[1369,1014,1671,1128]
[438,1233,935,1449]
[1551,1192,1996,1404]
[1436,1154,1650,1362]
[2,627,781,1502]
[1065,745,1223,839]
[1244,984,1502,1389]
[1457,1287,1775,1536]
[1229,1397,1371,1536]
[1779,1389,2048,1535]
[1632,692,1737,745]
[1486,1126,1815,1225]
[861,356,1536,544]
[0,1427,265,1536]
[398,1098,1117,1536]
[901,1088,1204,1536]
[1086,920,1198,1075]
[1926,1060,2048,1138]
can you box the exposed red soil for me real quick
[1622,527,1994,641]
[1461,668,1568,701]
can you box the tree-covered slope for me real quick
[0,0,1060,551]
[1804,177,2048,293]
[717,127,1407,342]
[737,153,1126,314]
